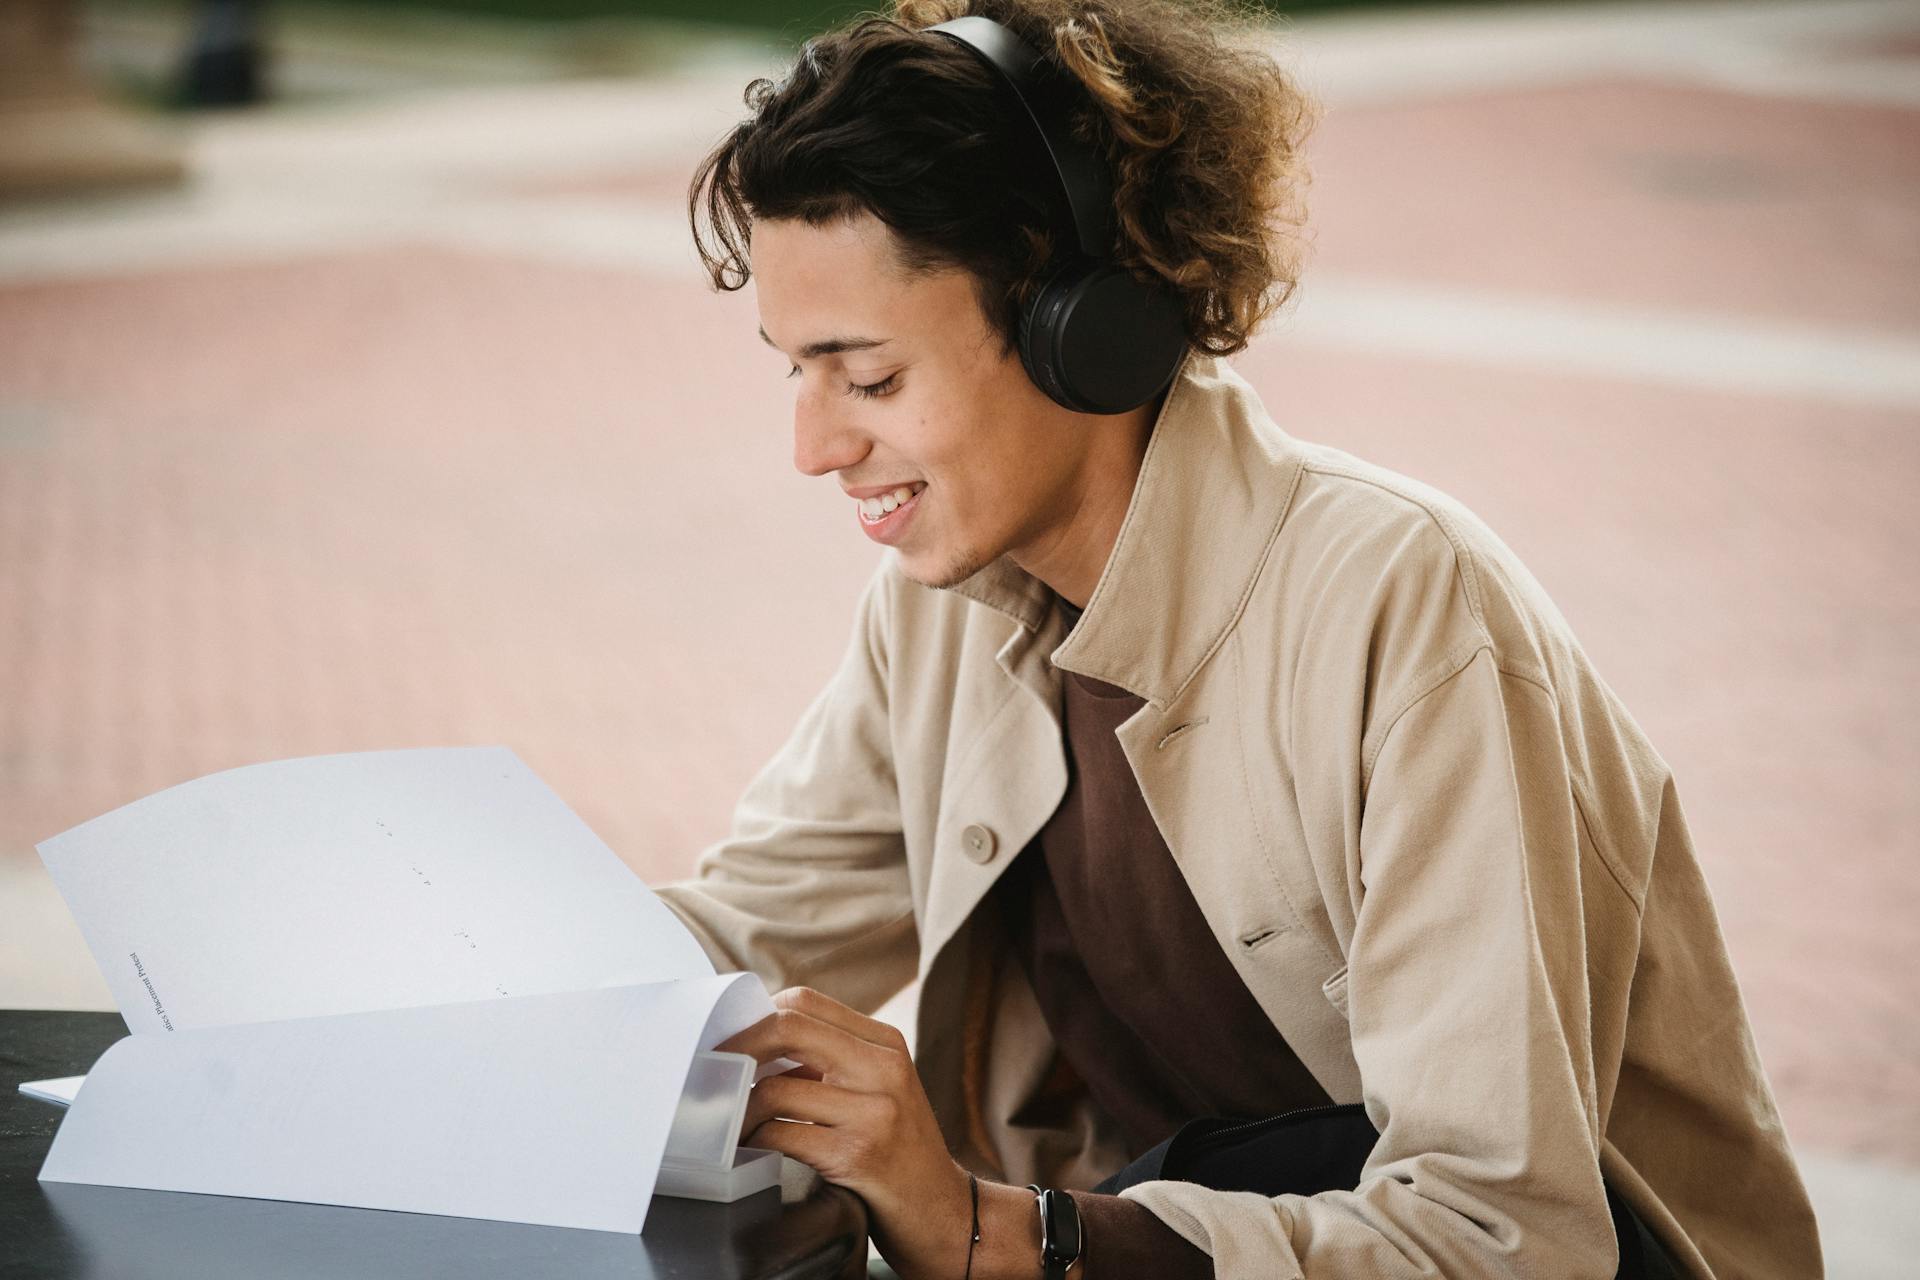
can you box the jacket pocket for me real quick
[1321,966,1350,1018]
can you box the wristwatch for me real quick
[1026,1184,1083,1278]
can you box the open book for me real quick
[24,746,784,1234]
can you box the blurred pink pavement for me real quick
[3,0,1918,1268]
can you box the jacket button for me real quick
[961,823,997,864]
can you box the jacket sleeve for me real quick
[1121,644,1620,1278]
[656,559,918,1016]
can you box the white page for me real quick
[36,747,712,1033]
[18,1076,84,1106]
[39,973,773,1234]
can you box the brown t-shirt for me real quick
[988,602,1333,1273]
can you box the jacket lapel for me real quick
[915,598,1069,979]
[928,349,1364,1100]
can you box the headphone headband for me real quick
[920,15,1187,414]
[924,16,1115,259]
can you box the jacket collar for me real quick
[944,352,1309,709]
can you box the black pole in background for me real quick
[179,0,269,108]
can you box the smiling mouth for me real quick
[857,482,927,523]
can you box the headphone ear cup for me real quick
[1019,256,1188,415]
[1017,258,1084,410]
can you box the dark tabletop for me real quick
[0,1009,868,1280]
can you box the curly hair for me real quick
[687,0,1319,359]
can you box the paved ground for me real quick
[3,0,1917,1272]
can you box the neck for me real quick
[1009,394,1162,609]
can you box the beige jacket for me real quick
[658,352,1823,1278]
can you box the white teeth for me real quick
[857,484,922,521]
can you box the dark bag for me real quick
[1092,1103,1681,1280]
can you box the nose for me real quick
[791,380,869,478]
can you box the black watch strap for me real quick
[1027,1184,1083,1279]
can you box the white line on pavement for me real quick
[1272,0,1920,110]
[1278,274,1920,411]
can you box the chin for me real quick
[896,541,997,592]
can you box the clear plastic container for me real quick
[656,1050,781,1203]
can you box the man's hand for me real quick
[716,986,973,1279]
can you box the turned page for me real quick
[36,746,715,1032]
[37,973,774,1233]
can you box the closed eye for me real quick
[785,366,901,401]
[847,374,899,400]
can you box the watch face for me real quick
[1041,1189,1083,1263]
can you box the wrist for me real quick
[966,1179,1044,1280]
[874,1161,988,1280]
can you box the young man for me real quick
[657,4,1823,1277]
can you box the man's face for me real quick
[752,211,1094,590]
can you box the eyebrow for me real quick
[758,326,892,360]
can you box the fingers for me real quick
[741,1116,837,1172]
[740,1071,863,1135]
[716,1004,864,1071]
[716,995,907,1089]
[719,989,952,1229]
[771,987,910,1054]
[767,1061,824,1083]
[741,1104,906,1186]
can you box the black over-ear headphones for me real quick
[924,16,1189,416]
